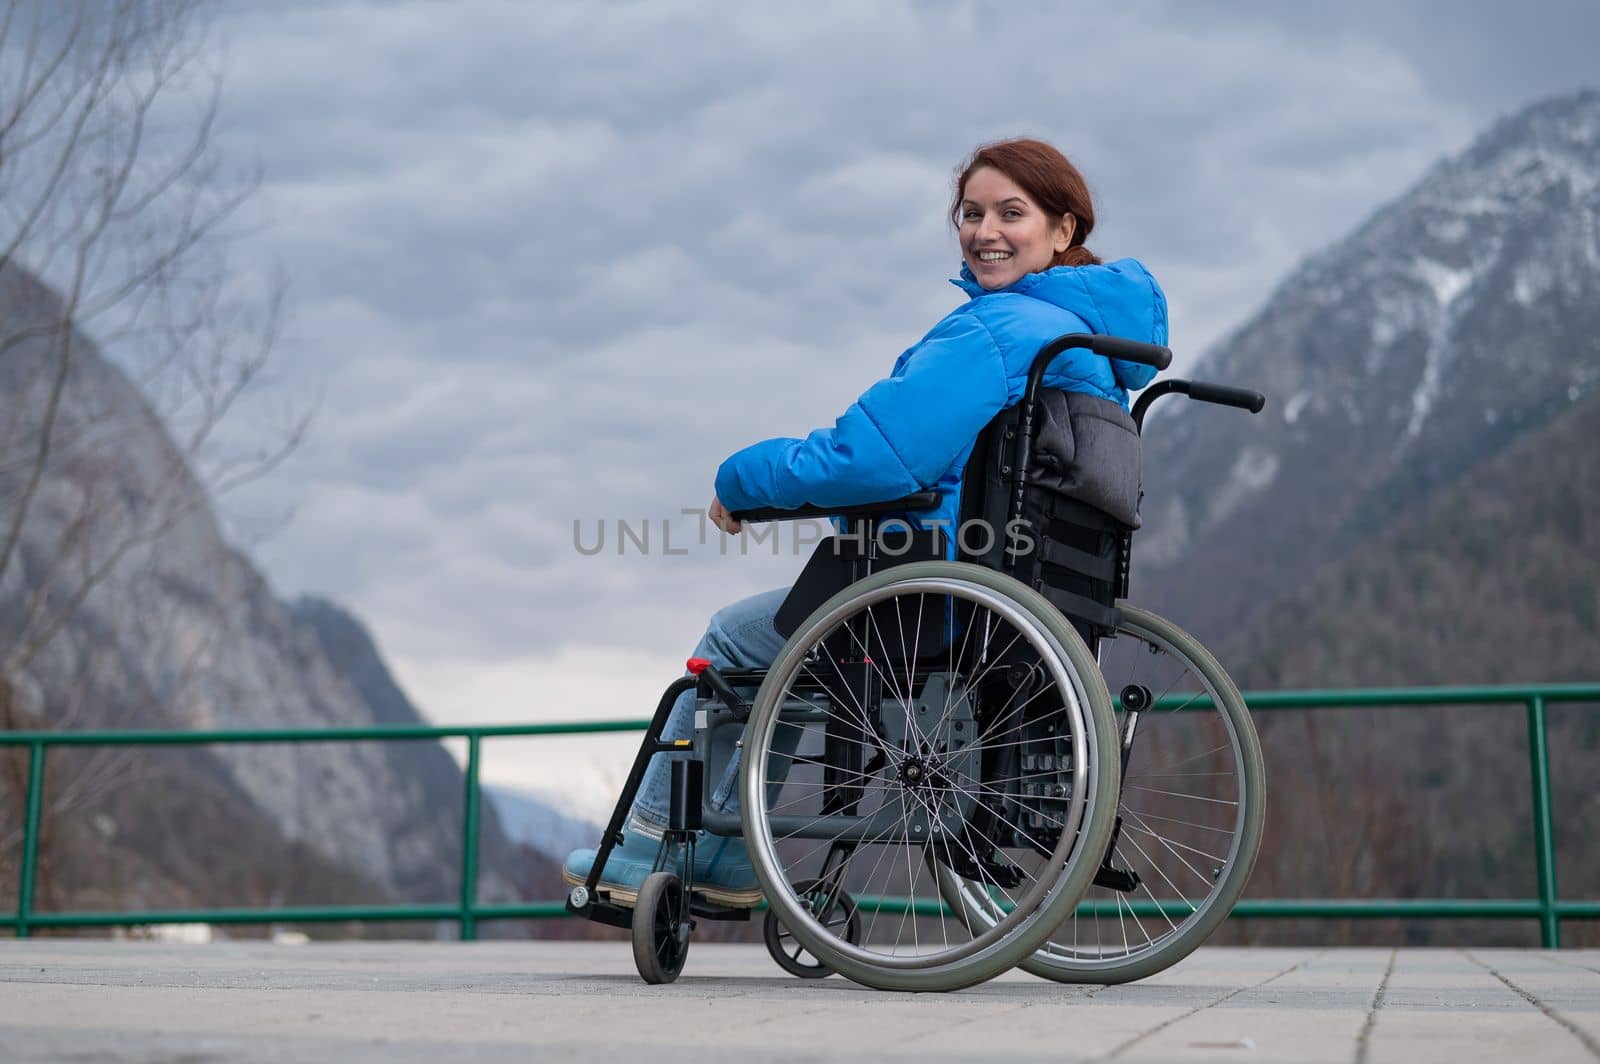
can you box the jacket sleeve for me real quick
[715,312,1009,512]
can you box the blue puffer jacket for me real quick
[715,258,1168,540]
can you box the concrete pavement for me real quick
[0,940,1595,1062]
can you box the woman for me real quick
[563,138,1167,906]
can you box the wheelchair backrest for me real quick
[958,388,1139,644]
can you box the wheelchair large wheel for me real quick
[935,604,1265,984]
[740,561,1121,993]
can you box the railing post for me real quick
[16,742,47,939]
[1525,696,1560,948]
[458,733,481,942]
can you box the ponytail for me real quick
[1056,243,1101,268]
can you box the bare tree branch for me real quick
[0,0,309,905]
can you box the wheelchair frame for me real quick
[565,332,1268,990]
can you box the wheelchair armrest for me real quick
[729,491,940,524]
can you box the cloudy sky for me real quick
[187,0,1596,818]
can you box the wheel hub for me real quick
[896,756,932,788]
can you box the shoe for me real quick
[562,825,763,908]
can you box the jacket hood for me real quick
[952,258,1168,348]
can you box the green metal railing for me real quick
[2,683,1596,946]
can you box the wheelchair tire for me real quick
[740,561,1121,993]
[762,878,859,979]
[632,872,690,985]
[935,604,1265,984]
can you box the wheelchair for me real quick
[566,333,1268,992]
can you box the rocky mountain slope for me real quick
[1135,89,1600,654]
[0,260,553,923]
[1130,89,1600,946]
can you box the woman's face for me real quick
[958,166,1075,290]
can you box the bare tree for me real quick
[0,0,305,895]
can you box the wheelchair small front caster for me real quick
[632,872,691,984]
[763,878,860,979]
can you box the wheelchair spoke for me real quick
[941,729,1075,758]
[780,750,881,778]
[777,745,891,782]
[1122,809,1220,890]
[926,769,1057,812]
[891,800,922,954]
[905,791,956,955]
[1119,820,1202,908]
[1137,679,1209,716]
[917,605,1264,979]
[1113,851,1161,948]
[1118,806,1236,836]
[927,798,1026,911]
[965,676,1070,751]
[765,779,896,818]
[936,774,1071,844]
[1095,895,1104,957]
[778,800,902,884]
[1126,769,1237,780]
[745,570,1110,980]
[1129,856,1182,937]
[810,651,894,746]
[1122,784,1237,806]
[1113,875,1130,955]
[806,655,906,760]
[863,794,915,948]
[949,628,1036,742]
[938,766,1074,790]
[1122,742,1234,778]
[896,593,924,742]
[1121,816,1228,865]
[850,609,917,735]
[931,620,1025,739]
[1071,841,1184,953]
[855,825,912,947]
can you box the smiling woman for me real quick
[954,139,1103,288]
[565,137,1169,917]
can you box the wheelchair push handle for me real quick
[1085,334,1173,370]
[1184,380,1267,413]
[1029,333,1172,382]
[1130,378,1268,432]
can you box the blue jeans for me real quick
[632,586,791,829]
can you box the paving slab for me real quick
[0,941,1594,1063]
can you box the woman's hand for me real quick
[708,495,743,535]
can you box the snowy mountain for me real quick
[1134,89,1600,651]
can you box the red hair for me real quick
[951,139,1101,268]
